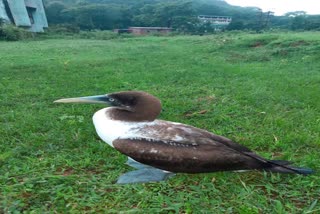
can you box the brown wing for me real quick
[113,137,270,173]
[170,122,254,153]
[133,121,254,152]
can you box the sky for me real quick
[225,0,320,16]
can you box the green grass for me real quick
[0,32,319,213]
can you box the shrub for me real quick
[78,30,119,40]
[46,24,80,34]
[0,18,5,26]
[0,24,33,41]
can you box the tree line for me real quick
[44,0,320,32]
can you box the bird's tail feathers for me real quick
[268,160,292,166]
[267,160,314,175]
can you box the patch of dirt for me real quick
[197,95,216,102]
[55,167,74,176]
[184,110,208,117]
[290,40,309,47]
[251,41,263,48]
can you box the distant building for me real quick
[129,27,172,35]
[114,27,173,35]
[0,0,48,32]
[198,15,232,30]
[113,28,131,34]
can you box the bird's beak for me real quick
[54,95,111,104]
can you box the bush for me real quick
[0,18,5,26]
[46,24,80,34]
[78,30,119,40]
[0,25,33,41]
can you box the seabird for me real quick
[54,91,313,183]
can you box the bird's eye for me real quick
[109,98,115,102]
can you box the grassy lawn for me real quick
[0,32,319,213]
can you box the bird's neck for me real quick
[106,106,160,122]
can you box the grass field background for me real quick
[0,32,319,213]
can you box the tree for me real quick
[227,20,244,30]
[291,16,306,30]
[132,4,157,27]
[0,18,4,27]
[42,0,320,32]
[132,0,198,32]
[304,15,320,31]
[284,11,307,30]
[63,4,131,30]
[153,1,196,28]
[46,2,68,24]
[285,11,307,17]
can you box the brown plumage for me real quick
[55,91,314,176]
[112,121,308,174]
[107,91,162,122]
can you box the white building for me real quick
[0,0,48,32]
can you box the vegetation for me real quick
[0,18,34,41]
[0,24,33,41]
[0,32,319,213]
[43,0,320,32]
[1,0,319,41]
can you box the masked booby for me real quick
[54,91,313,183]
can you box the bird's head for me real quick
[54,91,162,122]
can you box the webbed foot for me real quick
[116,158,174,184]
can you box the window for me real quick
[26,7,36,24]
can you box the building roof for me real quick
[198,15,232,19]
[129,27,173,30]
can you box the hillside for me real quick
[44,0,263,31]
[44,0,320,31]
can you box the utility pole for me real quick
[257,8,263,32]
[264,11,274,29]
